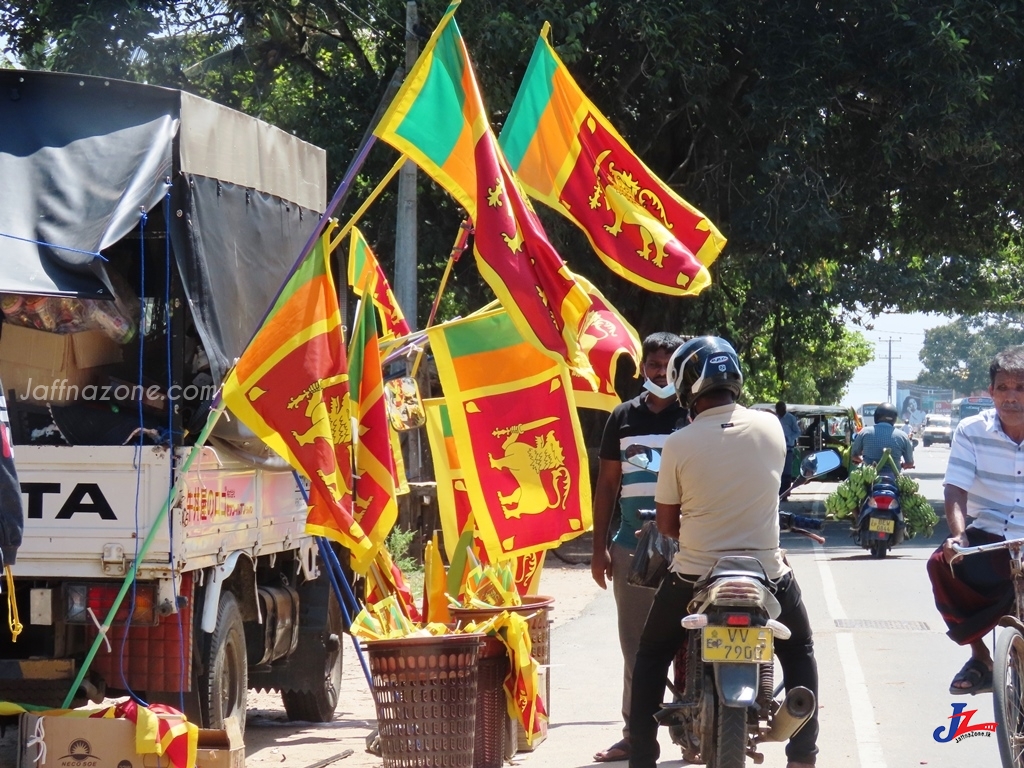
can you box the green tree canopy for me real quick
[4,0,1024,402]
[918,315,1024,395]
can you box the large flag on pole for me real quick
[426,309,592,562]
[348,227,411,338]
[373,1,593,377]
[223,229,372,565]
[499,24,726,296]
[348,276,400,574]
[425,397,548,597]
[570,275,642,412]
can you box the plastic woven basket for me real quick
[449,596,555,754]
[364,634,485,768]
[474,636,511,768]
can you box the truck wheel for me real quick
[281,589,344,722]
[201,591,248,734]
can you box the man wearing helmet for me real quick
[627,336,818,768]
[851,402,915,469]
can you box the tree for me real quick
[5,1,1024,400]
[918,315,1024,395]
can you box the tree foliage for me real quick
[918,315,1024,395]
[4,0,1024,403]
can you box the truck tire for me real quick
[201,591,248,734]
[280,589,344,722]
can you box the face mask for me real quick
[643,378,676,400]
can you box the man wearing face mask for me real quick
[591,332,688,763]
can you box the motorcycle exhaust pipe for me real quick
[762,686,815,743]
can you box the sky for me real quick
[842,311,956,408]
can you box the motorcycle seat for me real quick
[693,556,770,590]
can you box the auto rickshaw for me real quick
[750,403,859,481]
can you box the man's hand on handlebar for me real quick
[943,531,968,564]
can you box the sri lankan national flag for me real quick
[426,309,591,562]
[499,24,726,296]
[223,229,372,565]
[348,227,411,338]
[373,1,593,377]
[570,275,642,412]
[425,397,547,597]
[349,273,399,574]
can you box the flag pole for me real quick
[424,219,473,330]
[62,399,228,709]
[329,156,406,253]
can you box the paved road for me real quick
[517,443,1005,768]
[6,442,1000,768]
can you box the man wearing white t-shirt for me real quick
[927,346,1024,696]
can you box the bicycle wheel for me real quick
[994,626,1024,768]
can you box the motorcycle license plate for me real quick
[868,517,895,534]
[701,626,774,663]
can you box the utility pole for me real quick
[395,1,423,482]
[394,0,418,330]
[884,336,902,402]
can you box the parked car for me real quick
[922,413,952,447]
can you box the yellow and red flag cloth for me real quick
[348,274,400,573]
[426,308,592,563]
[499,24,726,296]
[348,227,411,338]
[0,700,199,768]
[223,228,372,564]
[424,397,548,596]
[373,1,593,377]
[569,274,642,412]
[365,547,423,622]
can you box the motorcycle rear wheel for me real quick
[993,626,1024,768]
[713,701,747,768]
[869,541,889,559]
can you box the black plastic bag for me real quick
[628,520,679,589]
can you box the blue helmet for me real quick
[668,336,743,409]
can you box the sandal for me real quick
[949,657,993,695]
[594,739,630,762]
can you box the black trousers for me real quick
[628,570,819,767]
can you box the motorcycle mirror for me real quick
[625,444,661,473]
[799,449,842,479]
[383,376,426,431]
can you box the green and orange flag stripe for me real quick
[348,227,411,339]
[499,24,726,296]
[222,227,372,565]
[348,273,400,574]
[373,1,593,379]
[426,309,592,562]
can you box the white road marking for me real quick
[813,542,887,767]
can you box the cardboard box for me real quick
[0,324,122,405]
[18,711,244,768]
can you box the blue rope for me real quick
[120,208,148,705]
[291,471,374,688]
[161,185,187,714]
[0,230,107,260]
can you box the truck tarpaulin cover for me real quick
[0,70,327,384]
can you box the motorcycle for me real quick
[625,446,839,767]
[850,450,906,559]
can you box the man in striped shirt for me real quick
[591,332,687,763]
[927,346,1024,695]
